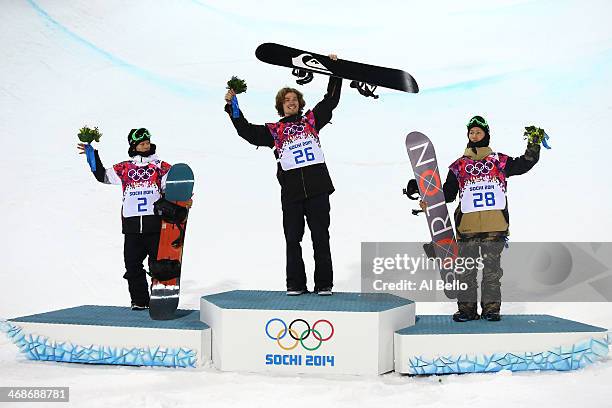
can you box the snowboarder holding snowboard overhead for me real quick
[224,54,342,296]
[420,116,543,322]
[77,128,171,310]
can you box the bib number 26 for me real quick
[293,147,315,164]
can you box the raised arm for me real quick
[505,142,541,177]
[223,90,273,148]
[77,143,119,184]
[312,75,343,132]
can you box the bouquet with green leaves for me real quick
[523,125,551,149]
[226,76,247,94]
[227,76,247,118]
[78,126,102,144]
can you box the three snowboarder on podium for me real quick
[78,50,544,322]
[420,115,541,322]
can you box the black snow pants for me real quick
[282,193,333,292]
[123,233,160,305]
[456,237,505,308]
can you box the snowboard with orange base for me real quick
[149,163,194,320]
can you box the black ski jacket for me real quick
[225,77,342,204]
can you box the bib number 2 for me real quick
[123,187,160,217]
[137,197,148,213]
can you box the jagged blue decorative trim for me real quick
[1,321,196,368]
[406,337,609,375]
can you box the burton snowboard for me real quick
[404,132,458,299]
[149,163,194,320]
[255,43,419,98]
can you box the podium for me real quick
[3,294,609,375]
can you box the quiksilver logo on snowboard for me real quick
[291,53,332,74]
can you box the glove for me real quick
[231,95,240,119]
[84,144,96,172]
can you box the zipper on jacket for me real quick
[300,168,307,198]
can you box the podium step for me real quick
[200,290,415,375]
[394,314,610,375]
[3,305,211,368]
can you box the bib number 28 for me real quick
[473,192,496,208]
[293,147,315,164]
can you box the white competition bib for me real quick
[460,180,506,213]
[278,133,325,171]
[122,186,160,217]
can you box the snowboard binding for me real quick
[149,259,181,281]
[403,179,420,200]
[292,68,314,85]
[402,179,424,215]
[350,81,379,99]
[154,198,188,248]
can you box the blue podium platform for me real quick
[200,290,416,375]
[202,290,414,311]
[3,305,211,368]
[394,315,610,375]
[398,315,607,335]
[9,305,207,330]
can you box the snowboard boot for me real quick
[452,302,480,322]
[481,302,501,321]
[286,288,309,296]
[316,287,333,296]
[131,302,149,311]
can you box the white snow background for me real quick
[1,0,611,406]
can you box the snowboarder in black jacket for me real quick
[78,129,171,310]
[225,55,342,296]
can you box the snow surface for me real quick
[1,0,612,406]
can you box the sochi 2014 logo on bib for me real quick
[264,318,335,367]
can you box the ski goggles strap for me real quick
[467,116,488,129]
[130,128,151,143]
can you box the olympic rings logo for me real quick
[265,318,334,351]
[465,161,494,176]
[128,167,156,181]
[282,124,305,136]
